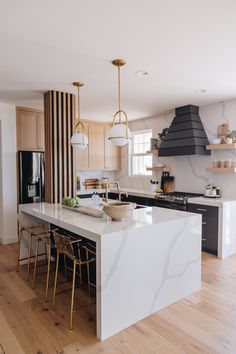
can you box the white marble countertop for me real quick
[188,196,236,207]
[77,188,236,208]
[77,187,158,198]
[19,202,198,241]
[110,187,158,198]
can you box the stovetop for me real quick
[155,191,203,205]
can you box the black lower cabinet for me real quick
[78,193,104,199]
[188,203,218,255]
[108,192,155,206]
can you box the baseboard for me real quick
[0,235,18,245]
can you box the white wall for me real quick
[0,103,18,244]
[115,99,236,198]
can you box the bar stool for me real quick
[52,231,96,330]
[32,231,55,302]
[82,243,96,296]
[17,215,49,281]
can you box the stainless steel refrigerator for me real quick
[18,151,45,204]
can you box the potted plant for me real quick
[158,127,169,141]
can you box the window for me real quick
[130,130,152,176]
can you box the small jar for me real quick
[219,160,225,168]
[150,184,157,192]
[213,160,218,168]
[224,159,232,168]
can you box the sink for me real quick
[102,201,136,221]
[135,205,147,209]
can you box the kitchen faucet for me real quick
[118,191,128,201]
[104,181,120,202]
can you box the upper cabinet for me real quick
[16,107,45,151]
[89,123,105,170]
[104,125,120,171]
[76,121,120,171]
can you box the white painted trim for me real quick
[0,235,18,245]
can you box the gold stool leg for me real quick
[45,243,51,302]
[70,259,76,330]
[52,253,59,310]
[79,264,82,287]
[16,229,22,272]
[32,238,39,289]
[64,254,67,279]
[44,240,48,262]
[26,233,32,281]
[86,250,91,297]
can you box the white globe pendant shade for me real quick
[108,123,132,147]
[70,132,88,150]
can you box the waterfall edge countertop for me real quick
[19,202,198,241]
[19,202,201,340]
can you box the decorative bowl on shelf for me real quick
[211,138,221,144]
[102,201,136,221]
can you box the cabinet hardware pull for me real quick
[202,238,207,241]
[197,208,207,212]
[202,221,207,225]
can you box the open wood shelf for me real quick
[146,166,170,172]
[146,150,158,154]
[206,167,236,173]
[206,143,236,150]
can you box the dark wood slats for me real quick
[44,91,75,203]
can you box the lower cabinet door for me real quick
[202,231,218,255]
[188,203,218,255]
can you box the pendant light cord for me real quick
[118,63,121,123]
[77,86,80,123]
[74,85,84,133]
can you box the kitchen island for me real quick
[19,202,201,340]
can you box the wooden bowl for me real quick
[102,201,136,221]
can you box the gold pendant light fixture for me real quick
[70,81,88,150]
[108,59,132,146]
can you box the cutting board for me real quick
[62,205,104,218]
[218,123,229,138]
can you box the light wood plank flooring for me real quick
[0,244,236,354]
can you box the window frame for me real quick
[129,129,152,177]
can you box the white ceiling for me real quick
[0,0,236,121]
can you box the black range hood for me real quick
[158,104,211,157]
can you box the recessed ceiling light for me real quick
[135,70,149,76]
[195,89,206,93]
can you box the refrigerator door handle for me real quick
[40,153,45,202]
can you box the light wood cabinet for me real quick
[76,121,120,171]
[104,125,120,170]
[36,113,45,150]
[89,123,105,170]
[16,107,45,151]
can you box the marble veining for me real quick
[150,218,201,313]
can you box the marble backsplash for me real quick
[115,98,236,199]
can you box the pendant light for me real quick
[108,59,132,146]
[70,81,88,150]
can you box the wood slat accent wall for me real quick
[44,91,75,203]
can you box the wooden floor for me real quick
[0,245,236,354]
